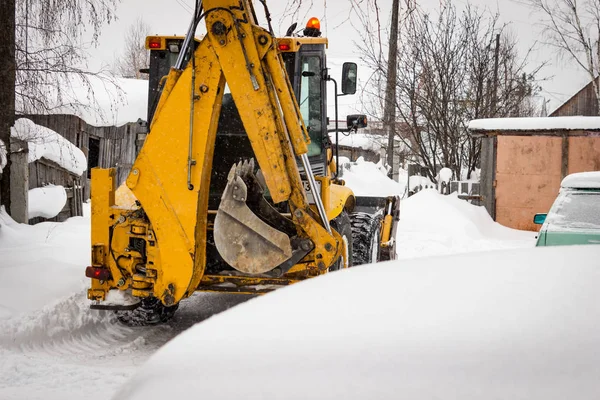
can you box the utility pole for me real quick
[0,0,16,214]
[384,0,400,179]
[491,33,500,117]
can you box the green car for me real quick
[534,171,600,246]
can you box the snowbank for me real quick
[11,118,87,175]
[28,185,67,219]
[116,245,600,400]
[340,157,405,197]
[469,116,600,132]
[0,205,90,319]
[396,189,535,258]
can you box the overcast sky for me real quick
[86,0,589,118]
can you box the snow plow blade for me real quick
[214,160,293,274]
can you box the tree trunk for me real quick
[0,0,16,214]
[384,0,400,179]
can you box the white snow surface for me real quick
[469,116,600,132]
[329,131,386,152]
[28,185,67,219]
[0,161,545,400]
[561,171,600,189]
[396,190,535,259]
[11,118,87,175]
[340,157,406,196]
[0,139,6,174]
[118,245,600,400]
[439,167,453,183]
[44,75,148,127]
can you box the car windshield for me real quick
[547,191,600,230]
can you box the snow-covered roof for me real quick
[329,132,386,152]
[40,75,148,127]
[561,171,600,189]
[468,116,600,134]
[11,118,87,176]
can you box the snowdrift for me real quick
[117,245,600,400]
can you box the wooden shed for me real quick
[469,117,600,231]
[23,114,147,201]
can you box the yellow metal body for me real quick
[89,0,355,305]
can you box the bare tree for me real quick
[0,0,119,214]
[356,1,542,181]
[0,0,16,212]
[114,18,151,80]
[523,0,600,112]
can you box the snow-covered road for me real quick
[0,289,253,400]
[0,187,536,400]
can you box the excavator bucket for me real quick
[214,160,293,274]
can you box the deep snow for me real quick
[117,246,600,400]
[0,166,540,400]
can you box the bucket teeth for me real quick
[214,159,292,274]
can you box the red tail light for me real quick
[85,266,112,281]
[278,43,291,51]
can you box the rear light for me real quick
[85,266,112,281]
[278,39,292,52]
[147,36,163,50]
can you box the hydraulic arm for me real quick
[89,0,343,307]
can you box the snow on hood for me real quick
[11,118,87,175]
[469,116,600,131]
[116,245,600,400]
[561,171,600,189]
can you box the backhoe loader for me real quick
[86,0,400,324]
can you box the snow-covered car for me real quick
[534,171,600,246]
[115,246,600,400]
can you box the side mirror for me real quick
[347,114,368,130]
[533,213,547,225]
[341,62,358,95]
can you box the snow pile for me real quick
[469,116,600,132]
[11,118,87,175]
[116,245,600,400]
[0,205,90,319]
[396,189,535,258]
[340,157,405,196]
[0,139,6,174]
[439,167,453,183]
[28,185,67,219]
[47,76,148,127]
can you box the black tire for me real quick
[329,211,353,271]
[116,297,179,326]
[350,212,382,266]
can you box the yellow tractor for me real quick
[86,0,400,324]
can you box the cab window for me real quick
[299,56,323,157]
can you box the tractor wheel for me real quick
[329,211,353,271]
[350,212,382,266]
[116,296,179,326]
